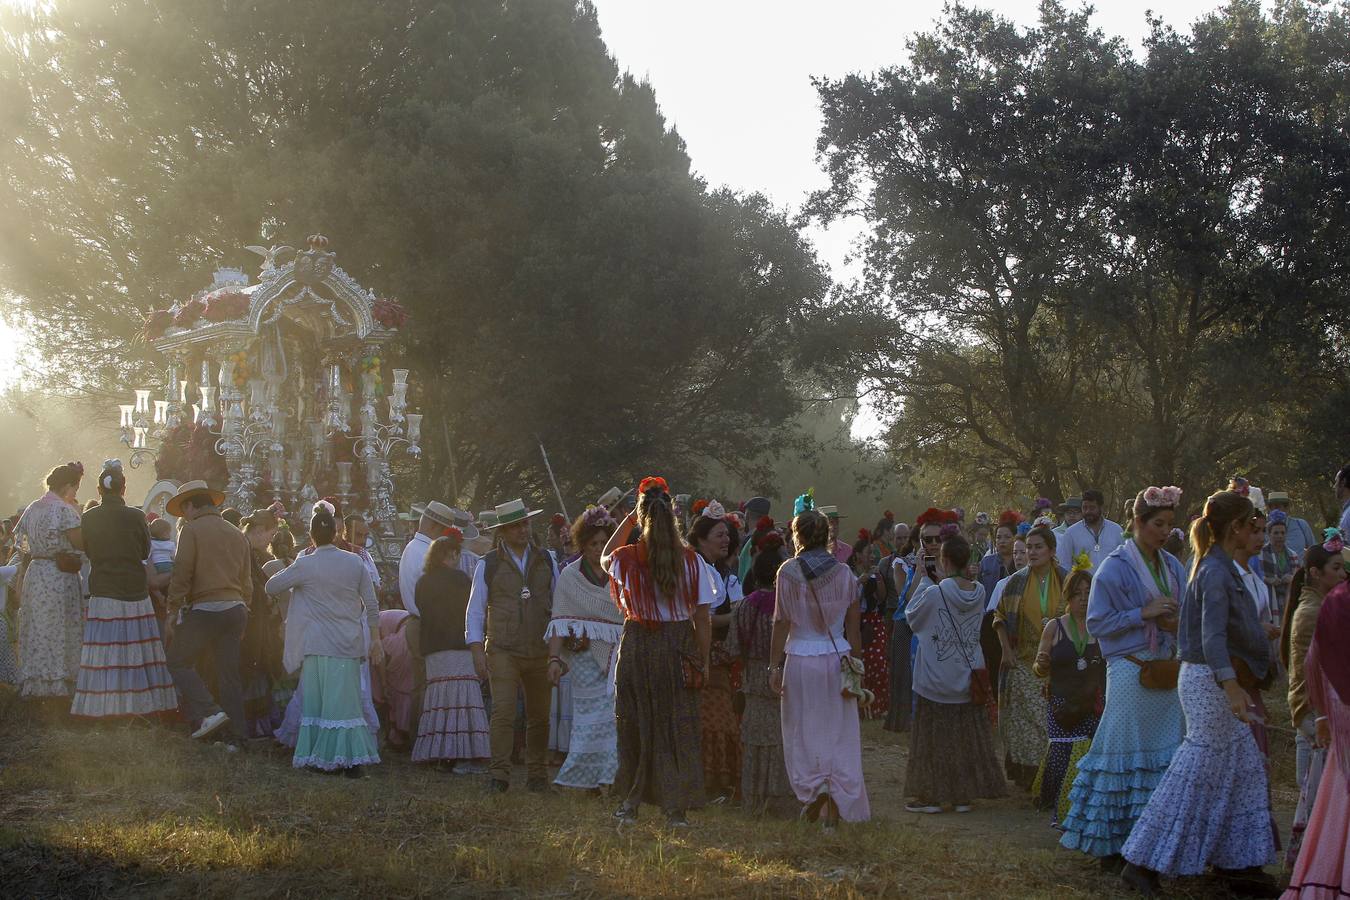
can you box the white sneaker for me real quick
[452,761,487,775]
[904,801,942,814]
[191,711,229,740]
[954,804,973,813]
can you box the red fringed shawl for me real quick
[609,542,703,627]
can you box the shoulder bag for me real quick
[800,560,873,708]
[939,581,996,712]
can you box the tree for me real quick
[0,0,828,511]
[809,0,1350,508]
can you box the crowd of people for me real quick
[4,460,1350,897]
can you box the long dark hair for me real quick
[1190,490,1254,579]
[688,515,730,573]
[1280,544,1336,669]
[639,489,684,601]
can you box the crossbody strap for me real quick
[799,559,844,659]
[937,581,979,672]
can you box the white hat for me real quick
[486,498,543,528]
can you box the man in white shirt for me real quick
[343,514,382,590]
[465,499,558,794]
[1055,489,1124,572]
[398,500,455,615]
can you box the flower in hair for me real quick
[691,499,709,516]
[938,523,960,540]
[313,499,336,519]
[1016,522,1032,537]
[974,511,991,526]
[997,509,1025,529]
[637,476,669,497]
[755,515,774,532]
[100,459,124,490]
[550,513,568,529]
[1072,551,1092,574]
[1229,477,1250,497]
[916,507,958,528]
[725,512,743,531]
[951,506,965,521]
[265,500,288,520]
[1323,527,1344,554]
[1142,485,1182,508]
[858,528,871,543]
[701,500,726,520]
[1033,515,1055,529]
[582,505,617,530]
[883,510,895,522]
[444,526,464,543]
[1266,509,1287,527]
[1033,497,1052,511]
[793,489,815,517]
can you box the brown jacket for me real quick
[166,508,253,611]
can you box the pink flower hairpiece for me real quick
[938,523,961,540]
[1323,528,1344,554]
[1142,486,1182,508]
[1033,497,1052,511]
[1033,515,1056,529]
[581,505,617,530]
[701,500,727,520]
[1229,477,1250,497]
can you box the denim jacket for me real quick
[1178,545,1272,683]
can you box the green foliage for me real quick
[0,0,828,509]
[809,0,1350,511]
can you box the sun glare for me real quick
[0,316,29,390]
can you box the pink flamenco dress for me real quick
[1283,588,1350,900]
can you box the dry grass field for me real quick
[0,690,1299,898]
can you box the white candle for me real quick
[119,404,134,427]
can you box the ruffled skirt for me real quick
[1122,663,1275,875]
[70,597,177,718]
[1059,652,1184,858]
[412,650,490,763]
[1284,741,1350,899]
[554,644,618,788]
[292,655,381,771]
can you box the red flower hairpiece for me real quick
[858,528,872,542]
[443,526,464,543]
[691,499,709,516]
[755,515,775,532]
[997,509,1025,528]
[550,513,567,528]
[915,507,958,528]
[637,476,669,496]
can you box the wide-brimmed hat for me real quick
[411,501,455,529]
[447,507,480,541]
[1266,491,1292,506]
[597,487,624,508]
[817,505,842,519]
[1060,496,1083,511]
[166,480,225,518]
[487,498,543,528]
[476,510,498,529]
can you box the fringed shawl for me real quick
[608,542,702,628]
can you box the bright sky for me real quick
[591,0,1228,276]
[589,0,1227,437]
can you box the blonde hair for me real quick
[1190,490,1254,578]
[639,490,684,600]
[792,510,830,553]
[241,509,279,536]
[148,518,172,541]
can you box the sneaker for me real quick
[613,804,638,823]
[191,711,229,740]
[904,801,942,814]
[486,778,509,794]
[451,761,487,775]
[953,804,973,813]
[213,741,240,754]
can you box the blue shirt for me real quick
[1085,542,1186,661]
[1341,499,1350,538]
[1178,545,1272,684]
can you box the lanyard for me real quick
[1144,552,1170,597]
[1063,614,1088,656]
[1038,571,1051,620]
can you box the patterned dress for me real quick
[1030,618,1103,821]
[727,590,794,815]
[15,494,84,698]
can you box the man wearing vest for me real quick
[466,498,558,793]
